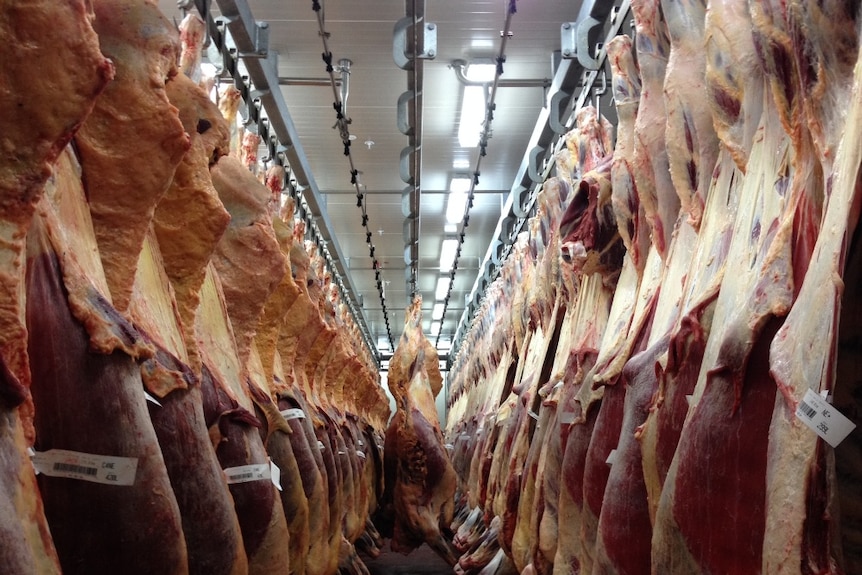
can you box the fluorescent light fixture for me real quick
[458,85,486,148]
[465,63,497,82]
[446,177,471,224]
[432,303,444,320]
[453,158,470,169]
[430,321,441,335]
[440,238,459,272]
[444,224,457,233]
[435,277,449,300]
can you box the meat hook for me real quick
[594,67,607,116]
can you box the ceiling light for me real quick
[440,238,459,272]
[465,62,497,82]
[430,321,441,336]
[435,277,450,300]
[446,177,472,224]
[432,303,444,320]
[458,85,485,148]
[453,158,470,169]
[444,224,457,233]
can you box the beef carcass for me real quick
[383,297,458,565]
[0,1,111,570]
[662,0,719,229]
[764,4,862,571]
[651,75,794,575]
[210,155,287,373]
[155,72,231,375]
[630,0,678,257]
[74,0,190,313]
[607,35,649,271]
[26,201,188,574]
[131,229,249,575]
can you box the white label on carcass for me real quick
[144,392,162,407]
[31,449,138,486]
[358,440,364,446]
[559,411,576,425]
[317,441,326,451]
[280,408,306,421]
[338,451,346,455]
[270,460,283,491]
[605,449,618,466]
[356,450,366,459]
[553,381,563,390]
[27,447,39,475]
[796,389,856,448]
[224,463,270,485]
[444,443,455,450]
[528,411,539,421]
[685,395,693,406]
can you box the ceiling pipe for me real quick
[339,58,352,116]
[450,59,551,88]
[278,77,341,87]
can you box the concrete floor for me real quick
[361,542,454,575]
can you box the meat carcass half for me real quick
[383,297,458,565]
[0,1,112,570]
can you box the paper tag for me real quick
[317,441,325,451]
[144,392,162,407]
[528,411,539,421]
[559,412,576,425]
[605,449,618,466]
[444,443,455,450]
[356,450,366,459]
[31,449,138,486]
[224,463,270,485]
[280,408,306,421]
[358,440,365,446]
[553,381,563,390]
[270,460,282,491]
[337,451,346,455]
[685,394,693,406]
[796,389,856,448]
[27,447,39,475]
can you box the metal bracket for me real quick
[394,17,437,70]
[238,20,269,58]
[401,186,418,218]
[549,89,570,134]
[527,146,546,184]
[512,185,531,218]
[399,146,415,184]
[397,91,415,136]
[560,17,601,70]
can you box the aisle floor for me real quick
[360,541,454,575]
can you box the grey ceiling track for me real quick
[395,0,435,299]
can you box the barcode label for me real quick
[317,441,325,451]
[796,389,856,448]
[31,449,138,485]
[559,411,576,425]
[53,462,97,476]
[280,408,306,421]
[798,401,817,419]
[224,463,270,485]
